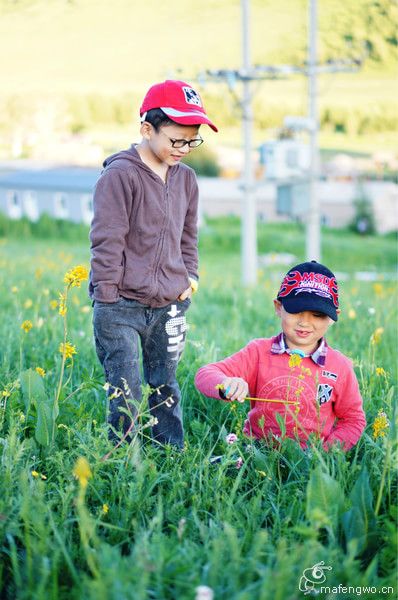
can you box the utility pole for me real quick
[241,0,257,285]
[196,0,360,284]
[306,0,321,261]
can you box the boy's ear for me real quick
[274,299,282,316]
[140,121,152,139]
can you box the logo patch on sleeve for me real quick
[317,383,333,405]
[322,370,338,381]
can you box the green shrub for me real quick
[0,212,89,241]
[349,186,376,235]
[182,145,220,177]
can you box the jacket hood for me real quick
[102,145,186,181]
[103,145,143,169]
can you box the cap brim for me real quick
[280,297,338,321]
[161,107,218,132]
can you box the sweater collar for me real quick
[270,332,328,366]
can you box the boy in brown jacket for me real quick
[89,80,217,447]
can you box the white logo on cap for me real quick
[182,86,202,107]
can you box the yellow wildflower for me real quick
[372,283,383,297]
[1,390,11,398]
[370,327,384,345]
[11,286,18,293]
[58,293,67,317]
[73,457,92,489]
[375,367,387,377]
[24,299,33,309]
[372,410,389,439]
[50,300,58,310]
[59,341,77,359]
[64,265,89,288]
[31,470,39,478]
[21,320,33,333]
[81,305,91,314]
[348,308,356,319]
[288,354,302,368]
[40,474,47,480]
[35,367,46,377]
[35,268,44,280]
[102,503,109,515]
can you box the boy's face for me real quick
[142,122,201,167]
[274,300,339,354]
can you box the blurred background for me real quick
[0,0,397,250]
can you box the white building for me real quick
[0,166,100,225]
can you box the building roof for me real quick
[0,167,100,192]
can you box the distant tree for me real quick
[319,0,398,66]
[349,184,376,235]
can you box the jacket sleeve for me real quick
[194,341,260,400]
[89,168,132,302]
[180,172,199,280]
[323,359,366,451]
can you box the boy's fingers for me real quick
[178,286,192,301]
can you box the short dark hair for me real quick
[143,108,176,131]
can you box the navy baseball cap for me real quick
[277,260,339,321]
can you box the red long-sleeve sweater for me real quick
[194,336,366,451]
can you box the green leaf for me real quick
[349,467,376,533]
[342,467,378,556]
[35,396,54,446]
[20,368,55,446]
[306,466,344,531]
[342,506,366,554]
[20,368,46,414]
[275,412,286,437]
[252,446,269,472]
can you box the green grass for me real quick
[0,221,397,599]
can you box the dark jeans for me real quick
[93,296,190,447]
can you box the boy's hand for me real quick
[221,377,248,403]
[178,286,192,301]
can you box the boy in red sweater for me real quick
[195,261,366,451]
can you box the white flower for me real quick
[195,586,214,600]
[368,307,376,315]
[225,433,238,444]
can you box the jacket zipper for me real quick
[152,182,170,298]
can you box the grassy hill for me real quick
[1,0,397,159]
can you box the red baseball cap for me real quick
[140,80,218,132]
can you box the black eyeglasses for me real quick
[160,130,204,149]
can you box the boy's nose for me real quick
[297,312,310,325]
[179,144,191,154]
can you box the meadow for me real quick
[0,219,397,599]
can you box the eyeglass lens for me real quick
[171,138,203,148]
